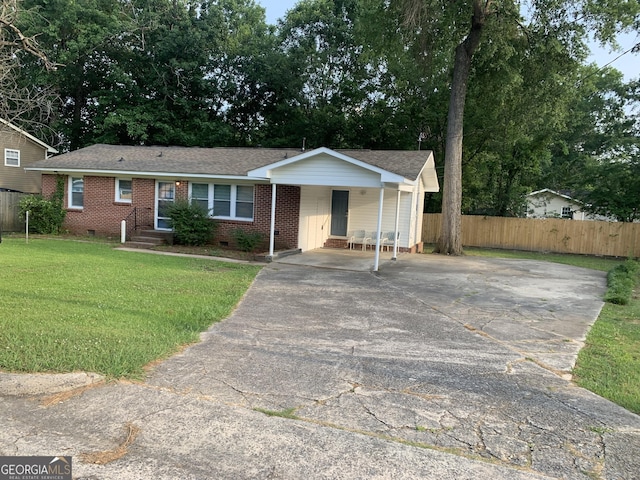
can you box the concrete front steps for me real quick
[125,230,174,249]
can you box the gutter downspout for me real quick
[373,186,384,272]
[269,183,277,259]
[393,189,401,260]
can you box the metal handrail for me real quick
[123,207,153,240]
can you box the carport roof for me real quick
[26,144,434,182]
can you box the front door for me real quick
[330,190,349,236]
[156,181,175,230]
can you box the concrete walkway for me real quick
[1,252,639,479]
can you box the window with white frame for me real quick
[190,183,209,212]
[115,178,132,202]
[4,149,20,167]
[69,176,84,208]
[189,183,254,220]
[561,206,573,219]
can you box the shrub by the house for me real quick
[167,200,217,246]
[233,229,265,252]
[18,176,66,234]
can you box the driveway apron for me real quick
[1,253,640,479]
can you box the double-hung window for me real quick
[189,183,254,220]
[4,149,20,167]
[69,176,84,208]
[190,183,210,213]
[116,179,132,203]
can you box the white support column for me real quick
[269,183,277,258]
[393,189,401,260]
[373,186,384,272]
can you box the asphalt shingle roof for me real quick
[28,144,432,181]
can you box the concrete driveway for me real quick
[1,251,640,479]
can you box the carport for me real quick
[248,147,440,271]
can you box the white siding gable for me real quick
[269,153,382,188]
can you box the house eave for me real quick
[24,166,269,183]
[528,188,583,205]
[0,118,58,154]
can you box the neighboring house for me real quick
[26,144,439,257]
[526,189,588,220]
[0,118,58,193]
[526,189,615,222]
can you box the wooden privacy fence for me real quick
[0,192,26,232]
[423,214,640,258]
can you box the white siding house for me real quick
[526,189,614,221]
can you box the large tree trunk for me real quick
[434,1,487,255]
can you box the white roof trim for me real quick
[0,118,58,154]
[23,166,269,182]
[416,151,439,192]
[528,188,581,203]
[247,147,409,185]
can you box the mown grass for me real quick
[451,246,640,414]
[459,246,625,272]
[573,298,640,414]
[0,237,261,379]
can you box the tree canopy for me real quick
[6,0,640,226]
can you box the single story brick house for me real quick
[27,144,439,263]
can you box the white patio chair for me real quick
[348,230,367,250]
[369,231,385,251]
[381,231,399,251]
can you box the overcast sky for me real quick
[257,0,639,81]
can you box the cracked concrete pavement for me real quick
[1,251,640,479]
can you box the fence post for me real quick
[25,211,29,244]
[121,220,127,244]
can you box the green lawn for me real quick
[459,246,640,414]
[0,237,261,379]
[453,246,625,272]
[2,237,638,413]
[572,301,640,414]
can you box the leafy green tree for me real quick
[20,0,131,149]
[580,157,640,222]
[393,0,640,254]
[262,0,376,148]
[541,68,639,196]
[462,17,584,216]
[19,0,269,148]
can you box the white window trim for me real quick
[69,175,84,209]
[4,149,20,167]
[189,183,254,221]
[115,178,133,203]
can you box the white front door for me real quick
[156,181,175,230]
[299,186,330,251]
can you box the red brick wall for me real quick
[215,184,300,251]
[41,174,57,197]
[43,174,301,248]
[43,174,155,237]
